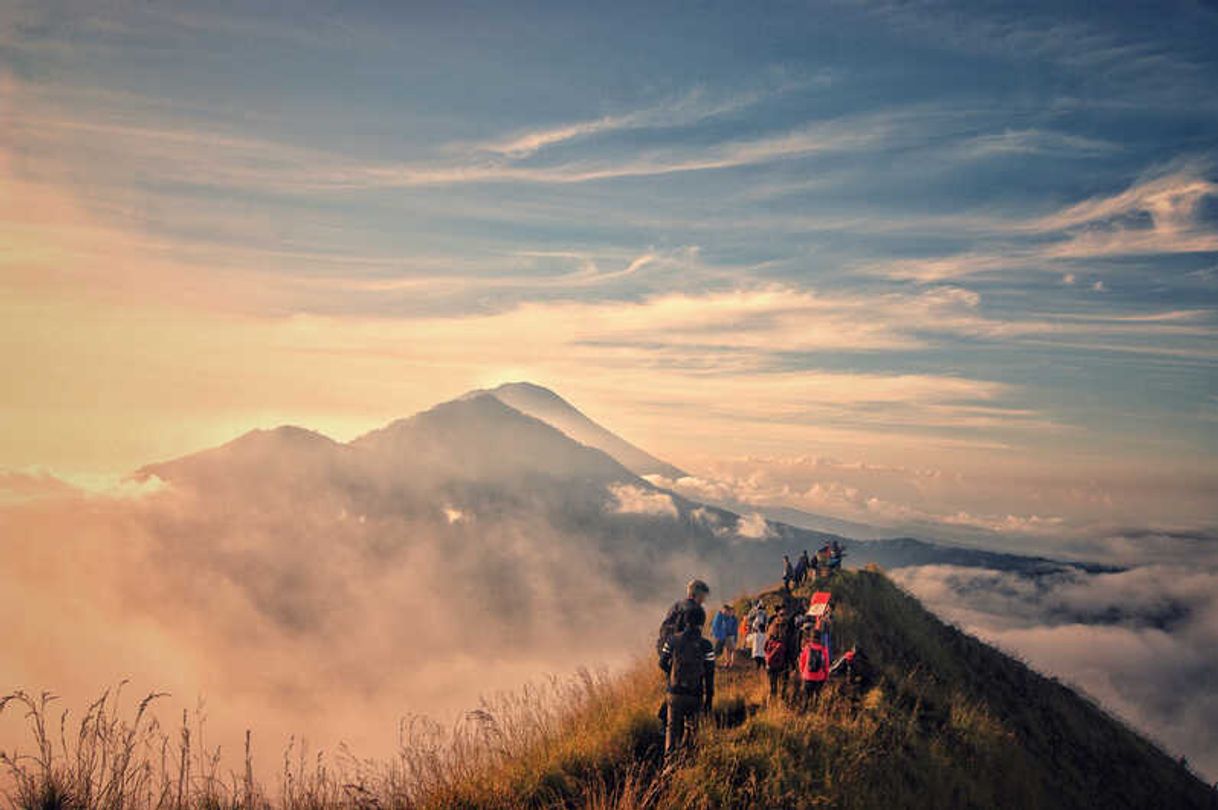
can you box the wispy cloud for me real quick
[870,160,1218,280]
[471,81,812,158]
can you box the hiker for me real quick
[798,628,831,708]
[809,551,820,581]
[657,579,710,656]
[793,551,809,587]
[764,608,797,703]
[711,604,739,667]
[748,601,768,670]
[782,555,794,592]
[659,604,716,756]
[831,644,874,695]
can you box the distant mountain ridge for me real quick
[141,384,1116,591]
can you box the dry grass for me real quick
[1,666,673,810]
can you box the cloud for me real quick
[471,82,800,158]
[952,128,1118,160]
[735,512,774,540]
[892,562,1218,779]
[606,482,678,517]
[871,161,1218,282]
[648,456,1218,550]
[6,71,934,193]
[0,461,695,775]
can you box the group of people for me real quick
[655,564,872,756]
[782,541,845,592]
[745,593,869,709]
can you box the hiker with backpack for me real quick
[658,604,716,756]
[764,607,797,703]
[782,555,794,592]
[798,628,831,708]
[710,603,738,668]
[657,579,710,656]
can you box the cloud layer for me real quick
[892,553,1218,779]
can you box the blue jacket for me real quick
[711,611,736,641]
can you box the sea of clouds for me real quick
[891,529,1218,781]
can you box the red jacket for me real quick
[799,642,830,682]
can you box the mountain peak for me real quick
[470,382,687,480]
[489,381,566,400]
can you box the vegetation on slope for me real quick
[3,569,1212,809]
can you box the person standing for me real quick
[764,607,796,703]
[782,555,794,592]
[711,604,738,668]
[657,579,710,656]
[659,604,716,756]
[798,629,831,709]
[748,601,768,670]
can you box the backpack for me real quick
[800,643,828,682]
[764,634,789,671]
[656,600,690,655]
[668,632,706,695]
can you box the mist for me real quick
[891,546,1218,780]
[0,399,777,777]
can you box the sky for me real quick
[2,0,1217,550]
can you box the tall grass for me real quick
[1,665,676,809]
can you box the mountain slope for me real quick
[425,569,1213,809]
[480,382,686,479]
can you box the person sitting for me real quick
[830,644,874,695]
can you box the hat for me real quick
[687,578,710,596]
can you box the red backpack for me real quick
[764,635,788,670]
[800,642,829,682]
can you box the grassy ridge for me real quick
[3,569,1212,808]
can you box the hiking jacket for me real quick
[659,630,716,705]
[711,612,736,640]
[656,598,701,654]
[799,641,830,682]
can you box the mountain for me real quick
[477,381,687,479]
[407,569,1214,809]
[140,387,1116,621]
[719,500,887,540]
[845,536,1125,575]
[136,392,804,648]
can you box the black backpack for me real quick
[657,600,692,655]
[669,632,706,695]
